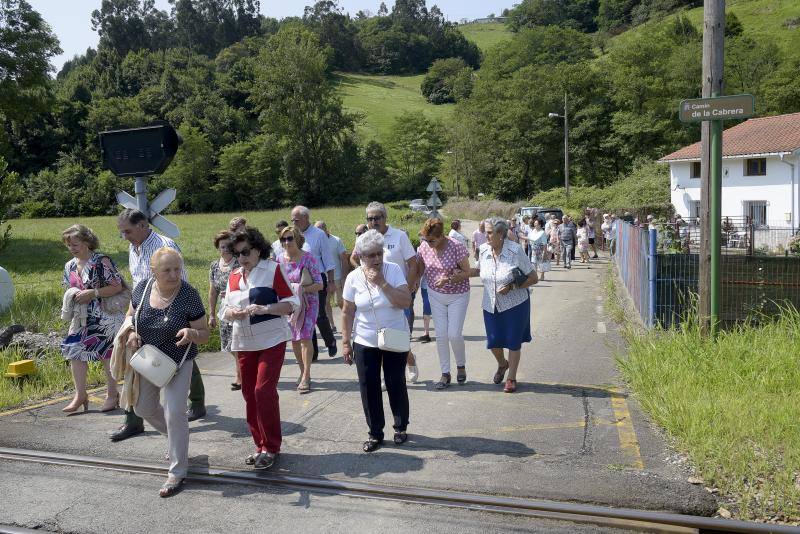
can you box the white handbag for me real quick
[129,279,191,388]
[363,269,410,353]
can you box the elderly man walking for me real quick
[111,209,206,442]
[315,220,349,332]
[291,206,338,359]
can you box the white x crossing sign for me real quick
[116,186,180,238]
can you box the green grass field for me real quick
[335,72,454,142]
[458,22,514,53]
[0,205,426,409]
[609,0,800,53]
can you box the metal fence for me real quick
[659,216,797,256]
[614,221,800,328]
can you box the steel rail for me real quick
[0,447,795,534]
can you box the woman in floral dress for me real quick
[278,226,323,393]
[60,224,127,413]
[208,230,240,390]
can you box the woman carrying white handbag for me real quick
[341,230,412,453]
[125,247,209,498]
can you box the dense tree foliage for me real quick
[420,57,473,104]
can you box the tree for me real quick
[215,134,283,209]
[0,0,61,122]
[420,57,473,104]
[387,111,445,196]
[155,125,215,212]
[303,1,364,70]
[250,25,356,205]
[0,155,21,248]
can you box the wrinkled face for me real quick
[290,209,309,231]
[233,241,260,271]
[366,209,387,232]
[152,254,182,289]
[118,220,150,246]
[485,226,504,247]
[360,247,383,270]
[65,236,90,258]
[280,231,299,253]
[218,239,232,258]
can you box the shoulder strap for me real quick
[361,268,382,329]
[134,278,153,336]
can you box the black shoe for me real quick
[110,423,144,442]
[254,452,278,470]
[363,437,383,452]
[327,344,337,357]
[186,405,206,422]
[416,334,431,343]
[230,382,241,391]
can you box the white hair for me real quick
[487,217,509,238]
[355,229,385,255]
[292,205,310,218]
[366,201,387,218]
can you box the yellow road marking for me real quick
[0,385,109,417]
[609,387,645,469]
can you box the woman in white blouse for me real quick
[468,217,538,393]
[342,230,412,453]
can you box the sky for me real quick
[28,0,514,72]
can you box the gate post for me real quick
[648,228,658,328]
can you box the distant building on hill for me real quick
[659,111,800,228]
[471,17,508,24]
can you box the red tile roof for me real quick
[660,111,800,161]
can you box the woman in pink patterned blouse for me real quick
[414,218,472,389]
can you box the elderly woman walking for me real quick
[126,248,209,496]
[223,227,299,470]
[60,224,128,413]
[208,230,240,390]
[342,229,412,452]
[527,218,550,280]
[277,225,323,393]
[415,218,471,389]
[468,218,538,393]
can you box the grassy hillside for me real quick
[458,22,514,53]
[335,72,454,142]
[609,0,800,52]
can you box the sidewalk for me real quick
[0,235,715,515]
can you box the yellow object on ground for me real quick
[4,359,35,378]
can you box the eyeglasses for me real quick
[366,216,383,222]
[232,247,253,258]
[279,236,294,243]
[355,231,365,236]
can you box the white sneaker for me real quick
[407,365,419,383]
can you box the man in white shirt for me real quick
[471,220,487,261]
[291,205,338,359]
[112,209,206,442]
[315,220,349,332]
[350,202,419,381]
[271,220,289,260]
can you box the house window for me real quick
[690,161,701,179]
[743,201,767,227]
[744,158,767,176]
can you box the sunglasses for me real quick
[355,231,365,236]
[280,236,294,243]
[366,216,383,222]
[232,247,253,258]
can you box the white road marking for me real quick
[596,321,607,334]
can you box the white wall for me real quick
[669,154,799,227]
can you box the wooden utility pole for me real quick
[699,0,725,336]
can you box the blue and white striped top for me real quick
[128,230,186,286]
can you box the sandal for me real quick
[493,363,509,385]
[297,379,311,394]
[434,373,451,390]
[393,431,408,445]
[254,452,278,470]
[456,366,466,385]
[504,379,517,393]
[159,477,185,498]
[245,453,258,465]
[363,437,383,453]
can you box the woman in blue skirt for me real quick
[468,217,538,393]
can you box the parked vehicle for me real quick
[515,206,564,225]
[409,199,428,213]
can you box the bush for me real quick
[420,58,474,104]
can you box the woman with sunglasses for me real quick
[414,218,471,389]
[277,226,323,393]
[223,227,299,470]
[208,230,240,390]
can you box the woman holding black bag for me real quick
[126,247,209,497]
[468,217,538,393]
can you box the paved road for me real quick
[0,223,716,531]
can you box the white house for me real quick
[660,111,800,228]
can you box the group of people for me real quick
[57,202,541,498]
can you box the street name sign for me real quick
[679,94,754,123]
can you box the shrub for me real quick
[420,58,474,104]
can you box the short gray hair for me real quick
[487,217,508,238]
[292,205,310,218]
[118,208,148,226]
[355,229,385,255]
[366,201,387,218]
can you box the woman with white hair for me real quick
[342,229,412,453]
[126,247,210,496]
[467,217,537,393]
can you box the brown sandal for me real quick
[159,477,185,498]
[493,363,509,384]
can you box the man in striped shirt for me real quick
[110,209,207,442]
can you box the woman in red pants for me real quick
[223,226,299,470]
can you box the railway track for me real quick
[0,447,795,534]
